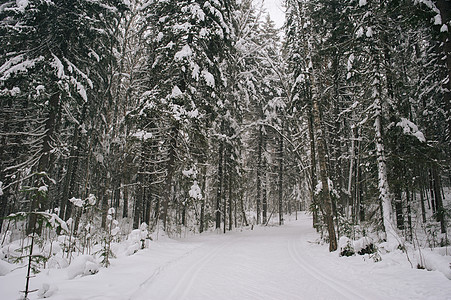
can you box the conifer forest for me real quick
[1,0,451,299]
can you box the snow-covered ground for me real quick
[1,213,451,300]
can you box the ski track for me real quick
[131,220,374,300]
[127,242,204,300]
[287,238,367,300]
[11,214,450,299]
[168,237,237,300]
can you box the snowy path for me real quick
[131,220,371,300]
[2,213,451,299]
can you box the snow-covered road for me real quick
[2,213,451,299]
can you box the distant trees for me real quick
[1,0,449,255]
[285,0,450,250]
[0,0,125,233]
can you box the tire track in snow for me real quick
[287,238,369,300]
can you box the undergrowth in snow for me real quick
[0,213,450,299]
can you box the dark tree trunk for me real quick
[133,165,145,229]
[406,188,413,241]
[144,188,151,225]
[432,166,446,233]
[436,0,451,144]
[312,96,337,252]
[256,126,263,225]
[101,185,109,230]
[278,127,284,226]
[200,167,207,233]
[228,172,233,231]
[240,191,248,227]
[262,131,267,225]
[429,169,436,214]
[216,135,224,230]
[308,114,319,230]
[420,186,427,223]
[161,127,177,231]
[122,185,129,218]
[395,189,404,231]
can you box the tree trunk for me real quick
[432,165,446,233]
[435,0,451,144]
[394,188,404,230]
[200,167,207,233]
[374,102,400,246]
[161,127,177,231]
[312,95,337,252]
[278,126,284,226]
[215,134,224,230]
[262,130,267,225]
[240,191,248,227]
[101,184,109,230]
[406,188,413,241]
[308,114,319,230]
[228,172,233,231]
[256,126,263,225]
[429,169,436,214]
[420,186,427,223]
[123,185,129,218]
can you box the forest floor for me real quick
[1,213,451,299]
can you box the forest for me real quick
[0,0,450,282]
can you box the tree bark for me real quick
[262,129,267,225]
[432,165,446,233]
[307,114,319,230]
[228,171,233,231]
[161,126,177,231]
[278,126,284,226]
[435,0,451,144]
[312,95,337,252]
[215,133,224,230]
[256,126,263,225]
[374,102,400,246]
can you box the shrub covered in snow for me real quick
[66,255,99,279]
[338,236,355,257]
[339,236,376,257]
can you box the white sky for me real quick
[260,0,285,29]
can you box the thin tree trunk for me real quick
[200,167,207,233]
[123,185,129,218]
[395,188,404,230]
[308,114,319,230]
[262,131,267,225]
[240,191,248,227]
[161,127,177,231]
[432,166,446,233]
[256,126,263,225]
[101,185,109,230]
[406,187,413,241]
[429,169,436,214]
[278,126,284,226]
[420,185,427,223]
[216,136,224,230]
[228,173,233,231]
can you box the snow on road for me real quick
[2,213,451,299]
